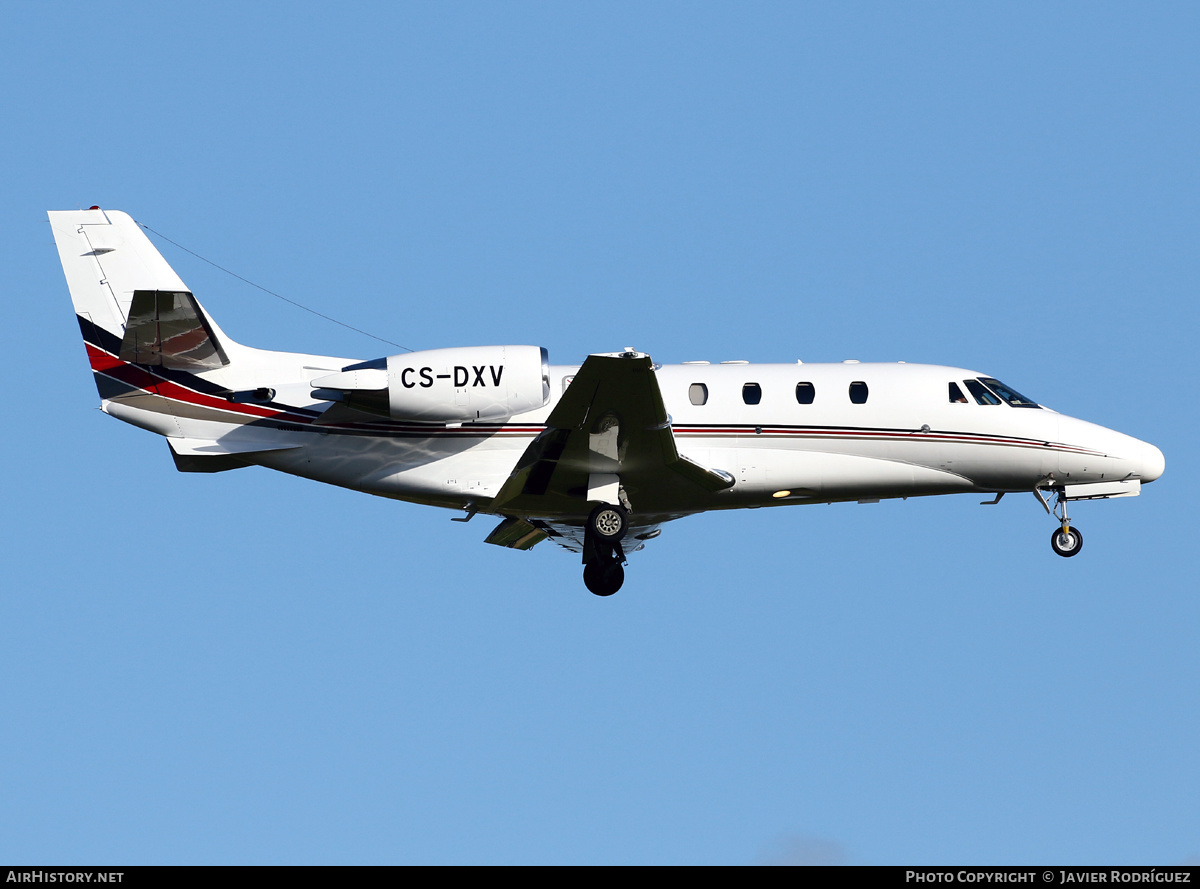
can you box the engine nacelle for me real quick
[312,346,550,423]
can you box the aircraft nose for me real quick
[1135,440,1165,483]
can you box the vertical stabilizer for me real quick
[48,209,190,338]
[49,209,238,402]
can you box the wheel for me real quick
[1050,525,1083,558]
[583,560,624,596]
[588,503,628,542]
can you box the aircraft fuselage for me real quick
[103,354,1163,522]
[52,208,1165,594]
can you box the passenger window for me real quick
[849,381,868,404]
[689,383,708,406]
[795,382,815,404]
[964,379,1001,405]
[949,382,967,403]
[742,383,762,405]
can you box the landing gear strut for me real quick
[583,503,628,596]
[1047,487,1084,558]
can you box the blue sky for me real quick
[3,2,1197,864]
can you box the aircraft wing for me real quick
[489,351,732,538]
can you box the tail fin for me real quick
[49,209,189,335]
[49,209,232,394]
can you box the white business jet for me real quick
[50,209,1165,596]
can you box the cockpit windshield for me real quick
[978,378,1040,408]
[963,379,1000,405]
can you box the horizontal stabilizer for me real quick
[121,290,229,371]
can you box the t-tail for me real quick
[48,208,242,401]
[48,208,346,472]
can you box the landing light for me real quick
[773,490,791,499]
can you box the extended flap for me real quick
[484,516,548,550]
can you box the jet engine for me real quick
[310,345,550,423]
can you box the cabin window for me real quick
[964,379,1001,405]
[979,377,1040,408]
[949,382,967,403]
[795,382,815,404]
[849,381,868,404]
[689,383,708,406]
[742,383,762,405]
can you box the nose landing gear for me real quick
[582,503,629,596]
[1038,486,1085,558]
[1050,524,1084,557]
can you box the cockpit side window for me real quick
[949,382,967,403]
[979,377,1040,408]
[964,379,1001,405]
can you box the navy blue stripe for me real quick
[76,314,322,418]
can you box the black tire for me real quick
[588,503,628,542]
[1050,525,1084,558]
[583,560,624,596]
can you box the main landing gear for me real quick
[582,503,628,596]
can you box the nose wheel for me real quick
[1042,487,1084,558]
[1050,525,1084,557]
